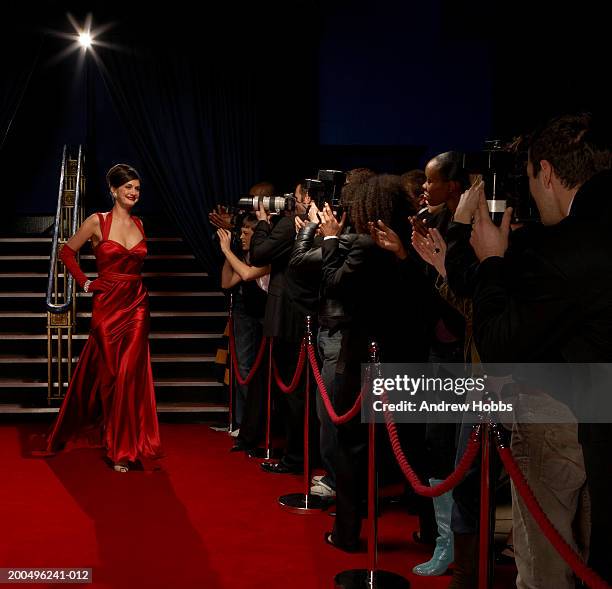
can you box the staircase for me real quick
[0,229,228,416]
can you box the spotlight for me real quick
[78,32,93,49]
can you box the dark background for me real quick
[1,0,609,269]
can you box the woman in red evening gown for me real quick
[46,164,162,472]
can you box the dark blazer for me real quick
[474,171,612,362]
[322,234,432,364]
[473,170,612,439]
[289,222,357,331]
[250,215,305,342]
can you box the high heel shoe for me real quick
[113,462,129,473]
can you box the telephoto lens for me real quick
[236,195,295,213]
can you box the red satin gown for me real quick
[46,211,162,463]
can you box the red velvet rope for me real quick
[228,319,268,386]
[384,409,482,497]
[307,344,363,425]
[496,444,611,589]
[271,342,306,394]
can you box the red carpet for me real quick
[1,423,516,588]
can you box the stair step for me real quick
[0,238,52,243]
[0,255,196,260]
[0,312,226,317]
[77,311,227,318]
[0,272,208,278]
[0,377,222,388]
[0,402,227,414]
[0,354,216,363]
[0,237,185,243]
[154,378,221,387]
[0,332,224,340]
[0,291,224,298]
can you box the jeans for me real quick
[232,296,263,427]
[315,327,342,489]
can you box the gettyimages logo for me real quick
[371,375,487,397]
[363,362,612,424]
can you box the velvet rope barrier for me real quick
[271,341,306,394]
[385,410,482,497]
[495,437,611,589]
[228,319,268,386]
[307,344,362,425]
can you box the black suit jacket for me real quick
[250,215,309,342]
[473,170,612,440]
[322,234,432,365]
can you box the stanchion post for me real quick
[250,336,281,461]
[279,315,328,513]
[302,315,313,497]
[478,418,495,589]
[227,292,235,435]
[366,340,379,578]
[334,340,410,588]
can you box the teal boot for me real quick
[412,478,454,576]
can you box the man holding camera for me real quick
[466,113,612,586]
[249,184,313,474]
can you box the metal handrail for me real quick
[46,145,85,402]
[46,145,83,313]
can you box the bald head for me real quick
[249,182,275,197]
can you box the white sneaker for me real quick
[310,481,336,498]
[229,428,240,438]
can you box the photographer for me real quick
[250,182,311,474]
[466,113,612,587]
[320,175,432,552]
[218,214,270,452]
[289,194,354,498]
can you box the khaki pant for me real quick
[511,394,590,589]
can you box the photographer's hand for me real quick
[369,220,408,260]
[409,215,429,238]
[455,178,485,224]
[470,192,512,261]
[412,228,447,277]
[216,228,232,254]
[318,203,344,237]
[307,201,320,224]
[255,201,268,223]
[294,216,307,233]
[209,205,234,230]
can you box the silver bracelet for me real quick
[83,280,92,293]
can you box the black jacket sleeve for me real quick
[250,216,295,267]
[472,253,577,362]
[321,235,371,299]
[289,222,322,271]
[445,221,479,298]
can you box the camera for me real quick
[236,194,296,214]
[464,140,537,225]
[303,170,347,215]
[316,170,346,207]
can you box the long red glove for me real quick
[59,244,88,289]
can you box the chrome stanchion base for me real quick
[208,424,229,432]
[248,447,283,461]
[278,493,331,514]
[334,569,410,588]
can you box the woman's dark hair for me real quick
[430,151,470,192]
[340,167,376,208]
[241,212,259,229]
[350,175,413,244]
[106,164,141,189]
